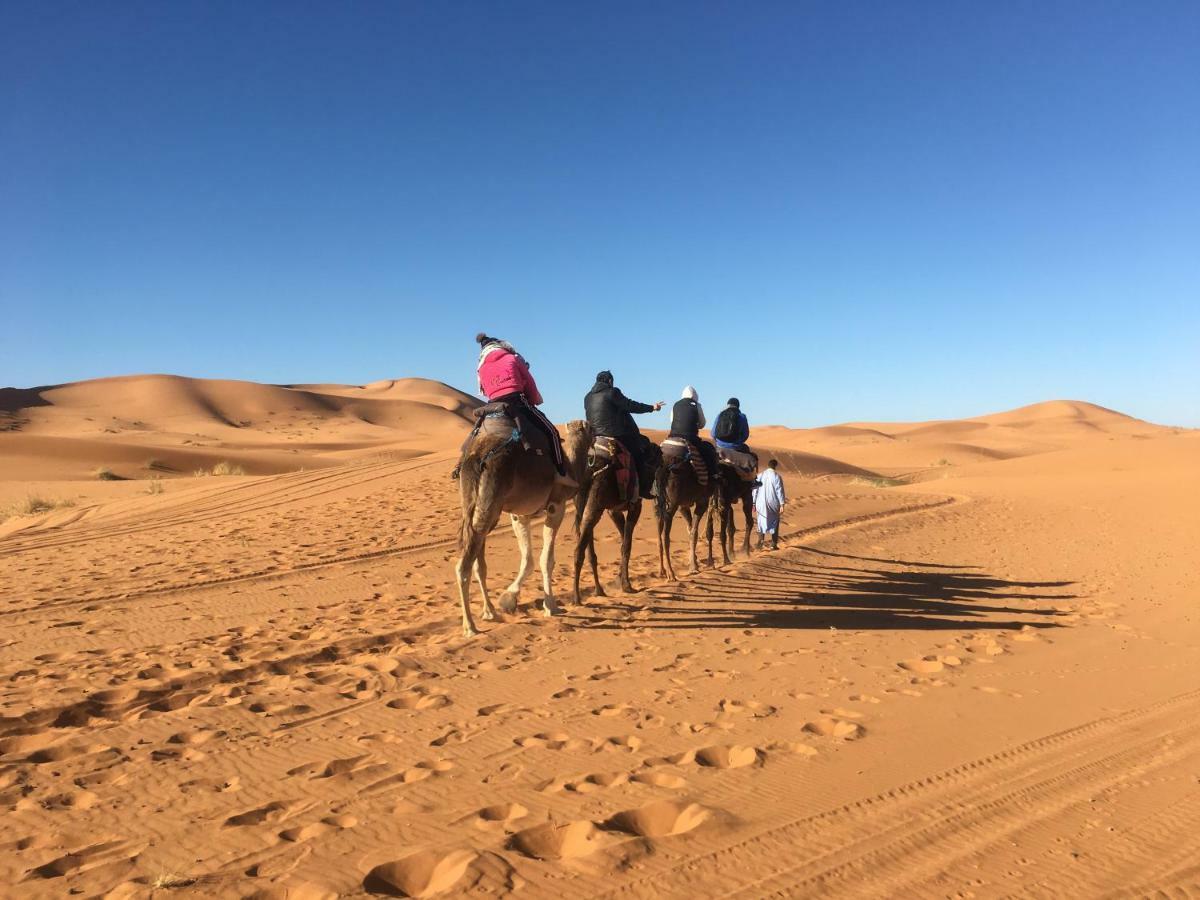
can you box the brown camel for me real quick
[711,462,756,565]
[570,423,663,603]
[454,408,588,637]
[654,441,716,580]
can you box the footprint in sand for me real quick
[766,740,819,757]
[40,789,100,810]
[631,771,688,788]
[717,699,778,718]
[25,839,145,881]
[361,760,454,794]
[225,799,312,827]
[898,654,964,674]
[471,802,530,831]
[966,640,1004,656]
[363,849,477,897]
[1006,625,1044,643]
[508,821,603,860]
[280,814,358,842]
[695,744,761,768]
[515,732,594,752]
[592,702,636,718]
[803,717,864,740]
[289,754,382,780]
[605,800,711,838]
[387,689,452,711]
[646,744,760,769]
[549,772,631,794]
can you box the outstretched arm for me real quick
[612,389,660,415]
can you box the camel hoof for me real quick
[593,586,608,598]
[542,601,561,617]
[481,607,496,622]
[498,592,518,615]
[463,623,479,637]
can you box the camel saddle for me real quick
[661,436,709,486]
[590,436,638,502]
[470,402,552,459]
[717,446,759,481]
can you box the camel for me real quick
[570,423,662,603]
[454,407,589,637]
[711,462,756,565]
[654,440,716,580]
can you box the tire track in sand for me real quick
[588,688,1200,898]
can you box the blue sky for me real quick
[3,2,1197,427]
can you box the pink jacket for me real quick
[478,348,544,405]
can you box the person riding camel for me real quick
[583,371,663,500]
[669,386,719,481]
[473,332,574,487]
[712,397,751,453]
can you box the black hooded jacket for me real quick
[584,380,655,438]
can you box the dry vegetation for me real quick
[1,495,76,522]
[194,461,246,477]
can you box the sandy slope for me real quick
[0,375,478,481]
[1,378,1197,898]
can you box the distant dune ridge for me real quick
[0,375,1171,483]
[0,374,481,481]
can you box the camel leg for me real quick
[499,513,534,615]
[656,499,667,579]
[573,493,605,605]
[455,528,487,637]
[618,502,640,594]
[741,491,754,558]
[473,556,496,622]
[720,501,733,566]
[705,500,716,568]
[662,503,680,582]
[540,500,565,616]
[685,505,702,575]
[587,538,606,597]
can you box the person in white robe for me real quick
[753,459,786,549]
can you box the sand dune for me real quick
[0,375,479,481]
[1,378,1196,897]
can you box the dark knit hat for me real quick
[727,397,740,408]
[596,370,614,385]
[475,332,499,346]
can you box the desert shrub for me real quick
[1,496,75,521]
[854,475,905,488]
[95,467,120,481]
[210,461,246,477]
[145,477,165,495]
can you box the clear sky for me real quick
[3,2,1198,427]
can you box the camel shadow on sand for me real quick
[577,545,1078,633]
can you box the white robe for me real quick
[753,468,786,534]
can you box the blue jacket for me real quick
[713,408,750,450]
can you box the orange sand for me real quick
[1,375,1196,897]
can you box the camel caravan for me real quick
[453,334,772,636]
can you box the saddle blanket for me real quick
[662,436,710,486]
[717,446,758,480]
[592,436,638,501]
